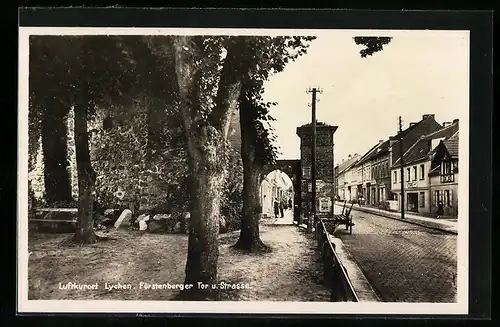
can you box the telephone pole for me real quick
[399,116,405,219]
[306,87,322,233]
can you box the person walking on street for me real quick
[437,200,444,218]
[274,200,280,222]
[279,200,284,218]
[288,198,293,210]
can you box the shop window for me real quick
[419,192,425,207]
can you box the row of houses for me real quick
[334,114,459,218]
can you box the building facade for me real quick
[429,130,459,217]
[390,119,459,217]
[335,154,361,202]
[351,140,391,206]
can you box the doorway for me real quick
[407,192,419,212]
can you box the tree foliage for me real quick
[238,36,317,166]
[354,36,392,58]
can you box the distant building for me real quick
[391,119,459,217]
[350,139,391,206]
[334,154,361,201]
[260,170,294,217]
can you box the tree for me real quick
[233,36,316,252]
[149,35,316,298]
[353,36,392,58]
[29,40,73,206]
[169,35,250,300]
[30,35,137,243]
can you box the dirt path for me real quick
[219,222,331,301]
[27,222,330,301]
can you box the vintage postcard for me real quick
[18,26,469,315]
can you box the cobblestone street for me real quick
[333,204,457,303]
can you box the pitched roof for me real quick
[392,121,459,168]
[336,155,360,175]
[356,139,390,165]
[390,116,443,164]
[422,122,459,141]
[389,121,421,141]
[443,131,459,157]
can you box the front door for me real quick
[407,193,419,212]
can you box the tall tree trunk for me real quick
[72,100,98,244]
[172,35,242,300]
[233,109,267,252]
[41,99,72,206]
[181,130,224,300]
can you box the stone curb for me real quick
[335,202,458,235]
[329,235,381,302]
[297,222,380,302]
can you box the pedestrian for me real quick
[274,200,280,221]
[288,198,293,210]
[279,201,284,218]
[437,200,444,218]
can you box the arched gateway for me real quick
[260,160,302,221]
[258,122,339,222]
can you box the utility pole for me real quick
[399,116,405,219]
[306,87,322,233]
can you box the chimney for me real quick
[442,122,452,127]
[453,119,459,124]
[342,158,345,163]
[379,140,384,143]
[410,122,417,127]
[422,114,435,120]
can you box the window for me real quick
[434,190,440,205]
[442,160,452,175]
[420,164,425,180]
[445,189,452,207]
[393,171,397,183]
[413,166,417,181]
[420,192,425,207]
[406,167,410,181]
[394,193,398,201]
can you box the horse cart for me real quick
[322,200,355,235]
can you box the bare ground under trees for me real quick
[28,220,330,302]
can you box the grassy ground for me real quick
[28,219,331,301]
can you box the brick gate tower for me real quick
[297,122,338,220]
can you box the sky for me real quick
[265,170,294,189]
[262,30,469,166]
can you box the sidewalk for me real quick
[335,201,458,235]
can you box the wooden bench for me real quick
[29,208,78,232]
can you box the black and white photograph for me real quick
[18,24,470,314]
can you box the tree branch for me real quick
[172,36,198,160]
[210,38,246,139]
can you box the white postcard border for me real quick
[18,27,470,315]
